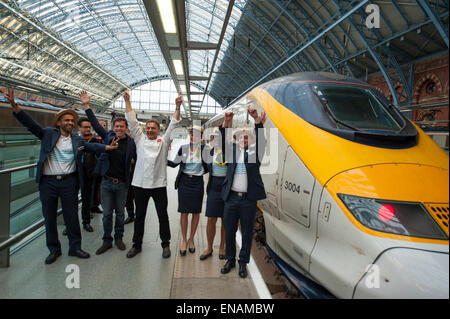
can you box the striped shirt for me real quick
[231,151,248,193]
[43,135,76,175]
[212,149,227,177]
[212,161,227,177]
[183,147,204,176]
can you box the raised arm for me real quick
[248,107,267,164]
[162,93,183,144]
[80,90,108,139]
[174,93,182,121]
[5,87,21,113]
[220,111,234,162]
[7,87,45,139]
[123,89,144,142]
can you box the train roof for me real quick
[259,72,369,89]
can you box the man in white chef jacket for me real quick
[124,89,182,259]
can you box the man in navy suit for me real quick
[5,88,118,264]
[219,108,267,278]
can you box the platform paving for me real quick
[0,164,261,299]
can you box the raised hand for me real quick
[105,137,120,151]
[176,92,182,108]
[247,107,258,120]
[5,87,20,112]
[224,111,234,121]
[80,90,90,108]
[258,112,267,125]
[123,89,130,102]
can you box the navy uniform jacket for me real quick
[220,123,266,202]
[85,108,137,184]
[13,109,106,189]
[168,144,208,190]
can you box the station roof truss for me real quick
[0,0,448,116]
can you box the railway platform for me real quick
[0,164,271,300]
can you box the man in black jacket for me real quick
[77,118,100,232]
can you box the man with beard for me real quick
[5,87,118,264]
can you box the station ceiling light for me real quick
[156,0,176,34]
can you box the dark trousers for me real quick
[223,192,257,265]
[81,173,94,225]
[39,174,81,253]
[91,175,102,210]
[126,185,135,217]
[132,186,170,248]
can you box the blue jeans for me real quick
[223,192,257,265]
[101,179,128,244]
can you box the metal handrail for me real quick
[0,162,82,257]
[0,211,57,252]
[0,163,37,175]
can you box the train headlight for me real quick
[338,194,448,240]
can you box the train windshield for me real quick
[313,86,403,132]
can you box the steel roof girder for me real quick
[344,14,411,105]
[227,0,370,106]
[415,0,449,47]
[285,0,346,72]
[219,1,307,85]
[264,0,336,72]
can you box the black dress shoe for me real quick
[68,249,90,259]
[219,254,226,260]
[83,224,94,232]
[162,246,171,259]
[239,264,248,278]
[126,247,142,258]
[45,250,61,264]
[199,251,213,261]
[124,216,135,224]
[179,250,186,256]
[221,260,236,274]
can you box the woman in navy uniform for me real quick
[200,128,227,261]
[168,126,208,256]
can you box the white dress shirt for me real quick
[125,110,181,189]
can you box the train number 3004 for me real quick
[284,181,300,194]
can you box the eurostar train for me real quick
[204,72,449,299]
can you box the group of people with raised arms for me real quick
[6,86,267,278]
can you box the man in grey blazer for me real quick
[5,87,118,264]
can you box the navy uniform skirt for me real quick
[178,173,204,213]
[205,176,226,218]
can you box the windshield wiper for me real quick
[313,91,360,131]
